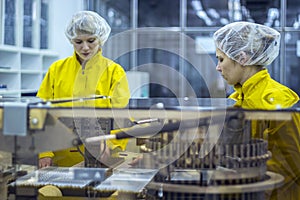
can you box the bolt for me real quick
[31,118,39,125]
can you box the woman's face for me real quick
[216,48,244,85]
[72,34,100,64]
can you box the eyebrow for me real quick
[73,36,97,40]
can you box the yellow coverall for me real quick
[37,50,130,167]
[229,69,300,200]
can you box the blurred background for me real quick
[1,0,300,99]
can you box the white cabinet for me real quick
[0,45,58,97]
[0,0,59,97]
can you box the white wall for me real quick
[49,0,84,59]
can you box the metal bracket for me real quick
[29,108,48,130]
[3,102,27,136]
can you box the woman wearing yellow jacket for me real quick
[213,22,300,200]
[37,11,130,168]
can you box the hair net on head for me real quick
[65,10,111,46]
[213,21,281,66]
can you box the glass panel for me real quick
[40,0,49,49]
[187,0,280,27]
[182,60,212,98]
[23,0,33,47]
[287,0,300,28]
[138,0,180,27]
[95,0,131,29]
[4,0,16,45]
[265,55,280,85]
[102,31,132,71]
[187,0,229,27]
[0,2,2,42]
[185,33,227,98]
[136,30,181,97]
[87,0,288,98]
[136,48,179,97]
[244,0,280,27]
[285,32,300,96]
[113,52,131,72]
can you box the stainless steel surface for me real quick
[14,167,109,188]
[95,168,158,193]
[0,97,296,199]
[147,171,284,194]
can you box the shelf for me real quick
[0,0,60,97]
[0,45,20,52]
[21,89,39,94]
[20,48,41,55]
[0,90,21,96]
[0,45,58,98]
[21,70,41,74]
[0,69,19,73]
[0,51,20,70]
[42,55,59,70]
[21,73,42,91]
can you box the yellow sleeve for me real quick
[39,151,55,159]
[264,114,300,198]
[109,65,131,108]
[107,64,131,150]
[37,64,55,160]
[36,63,55,100]
[107,129,129,151]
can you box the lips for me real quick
[82,53,90,57]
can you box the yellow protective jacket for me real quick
[37,50,130,167]
[229,69,300,200]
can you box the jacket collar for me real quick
[233,68,269,100]
[73,49,103,70]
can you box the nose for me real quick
[82,41,89,50]
[216,63,221,72]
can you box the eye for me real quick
[73,40,82,44]
[88,38,96,43]
[216,55,223,63]
[217,56,223,62]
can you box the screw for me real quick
[31,118,39,125]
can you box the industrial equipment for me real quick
[0,97,294,199]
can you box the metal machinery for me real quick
[0,97,293,200]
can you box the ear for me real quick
[238,51,248,65]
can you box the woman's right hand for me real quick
[39,157,52,168]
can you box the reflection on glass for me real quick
[4,0,16,45]
[187,0,229,27]
[138,0,179,27]
[23,0,33,47]
[287,0,300,28]
[94,0,130,29]
[232,83,300,200]
[285,32,300,96]
[186,0,280,27]
[183,61,211,97]
[137,49,179,97]
[243,0,280,26]
[40,0,49,49]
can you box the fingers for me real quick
[128,155,143,166]
[39,157,52,168]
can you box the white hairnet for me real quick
[213,21,280,66]
[65,11,111,46]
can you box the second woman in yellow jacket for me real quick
[213,21,300,200]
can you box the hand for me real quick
[99,144,111,163]
[39,157,52,168]
[128,155,143,166]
